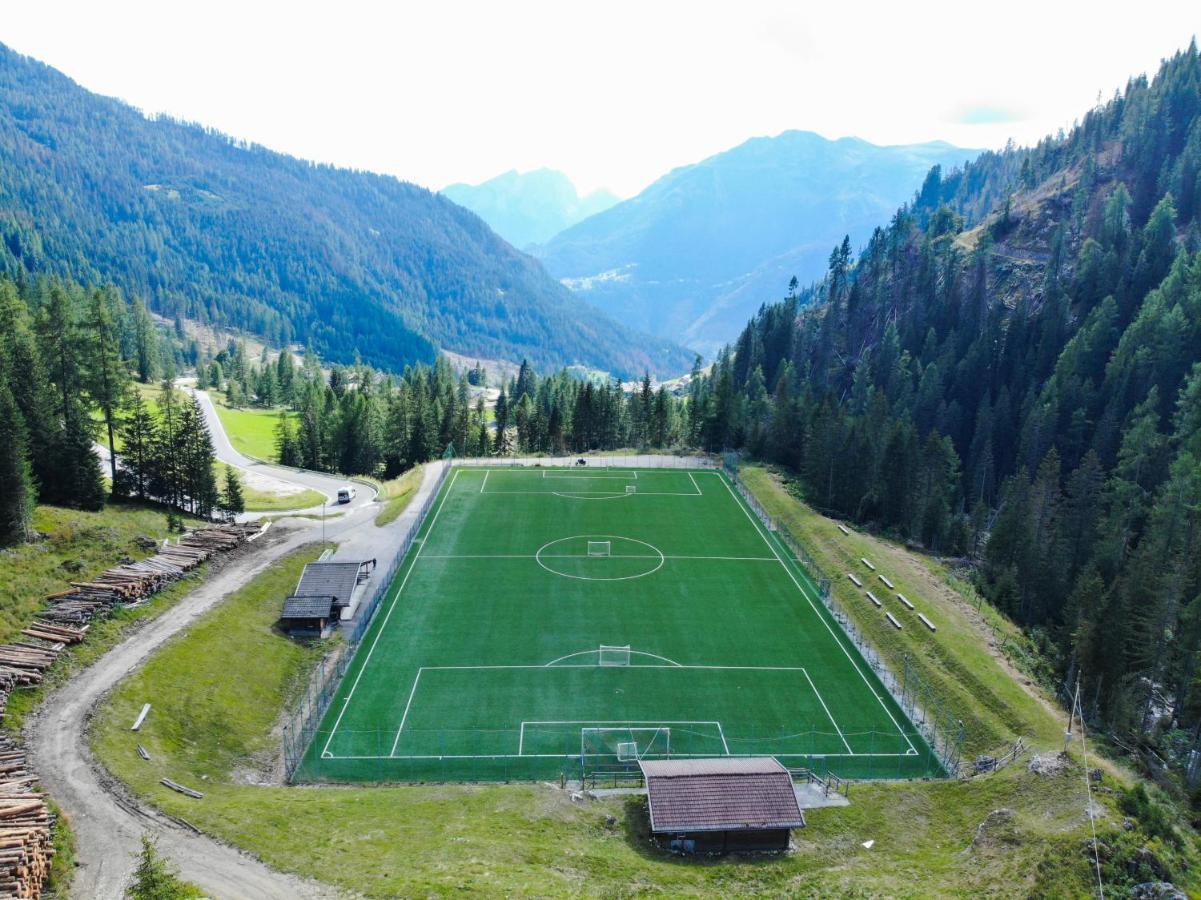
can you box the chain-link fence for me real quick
[450,453,717,469]
[292,724,942,784]
[282,462,451,780]
[722,461,964,776]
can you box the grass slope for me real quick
[87,500,1198,897]
[0,500,205,891]
[373,466,423,527]
[210,392,295,462]
[0,503,197,647]
[739,466,1062,756]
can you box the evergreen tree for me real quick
[220,464,245,519]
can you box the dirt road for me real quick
[26,527,340,899]
[28,406,446,896]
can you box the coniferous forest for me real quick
[0,275,238,543]
[683,44,1201,746]
[0,43,689,378]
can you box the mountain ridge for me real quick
[534,130,981,356]
[0,43,689,378]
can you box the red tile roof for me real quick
[639,757,805,833]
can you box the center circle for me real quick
[535,535,665,582]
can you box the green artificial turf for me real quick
[298,468,940,782]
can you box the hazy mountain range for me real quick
[531,132,982,356]
[442,169,619,249]
[0,43,689,377]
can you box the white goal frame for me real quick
[598,644,631,666]
[581,726,671,762]
[587,541,612,557]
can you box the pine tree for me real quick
[84,287,130,490]
[220,465,245,519]
[37,285,104,509]
[0,375,35,546]
[119,390,158,500]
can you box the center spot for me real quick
[535,535,665,582]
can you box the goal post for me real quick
[587,541,611,557]
[598,644,630,666]
[581,726,671,763]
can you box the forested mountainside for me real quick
[0,44,689,378]
[534,132,979,356]
[442,169,619,249]
[688,44,1201,744]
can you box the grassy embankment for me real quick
[88,465,1201,897]
[0,501,207,891]
[208,390,292,461]
[371,466,424,526]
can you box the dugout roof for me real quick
[292,561,365,605]
[281,595,336,619]
[639,757,805,833]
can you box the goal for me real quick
[625,484,636,494]
[581,726,671,763]
[587,541,611,557]
[598,644,631,666]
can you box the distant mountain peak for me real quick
[533,131,981,357]
[442,169,620,249]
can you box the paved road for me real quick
[29,398,447,897]
[184,387,376,519]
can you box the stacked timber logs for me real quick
[38,523,263,627]
[0,522,263,897]
[0,736,54,898]
[0,523,265,719]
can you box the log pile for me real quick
[0,736,54,898]
[38,523,263,627]
[0,523,264,723]
[0,522,263,896]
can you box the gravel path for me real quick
[27,412,447,897]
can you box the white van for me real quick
[337,486,356,504]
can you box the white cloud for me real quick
[2,0,1197,196]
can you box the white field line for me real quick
[540,473,637,480]
[419,554,777,561]
[390,669,424,754]
[381,663,848,760]
[332,748,917,761]
[518,720,721,755]
[479,490,700,497]
[714,472,917,755]
[480,470,489,493]
[688,472,701,495]
[320,468,461,757]
[802,668,853,754]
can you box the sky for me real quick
[3,1,1198,198]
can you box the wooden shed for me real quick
[638,757,805,853]
[279,595,338,638]
[279,559,373,637]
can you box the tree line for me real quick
[686,43,1201,751]
[205,349,692,478]
[0,274,242,547]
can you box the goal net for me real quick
[581,727,671,763]
[598,644,630,666]
[587,541,611,557]
[625,484,636,494]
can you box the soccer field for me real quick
[296,467,942,782]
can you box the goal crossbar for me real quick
[598,644,630,666]
[581,726,671,762]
